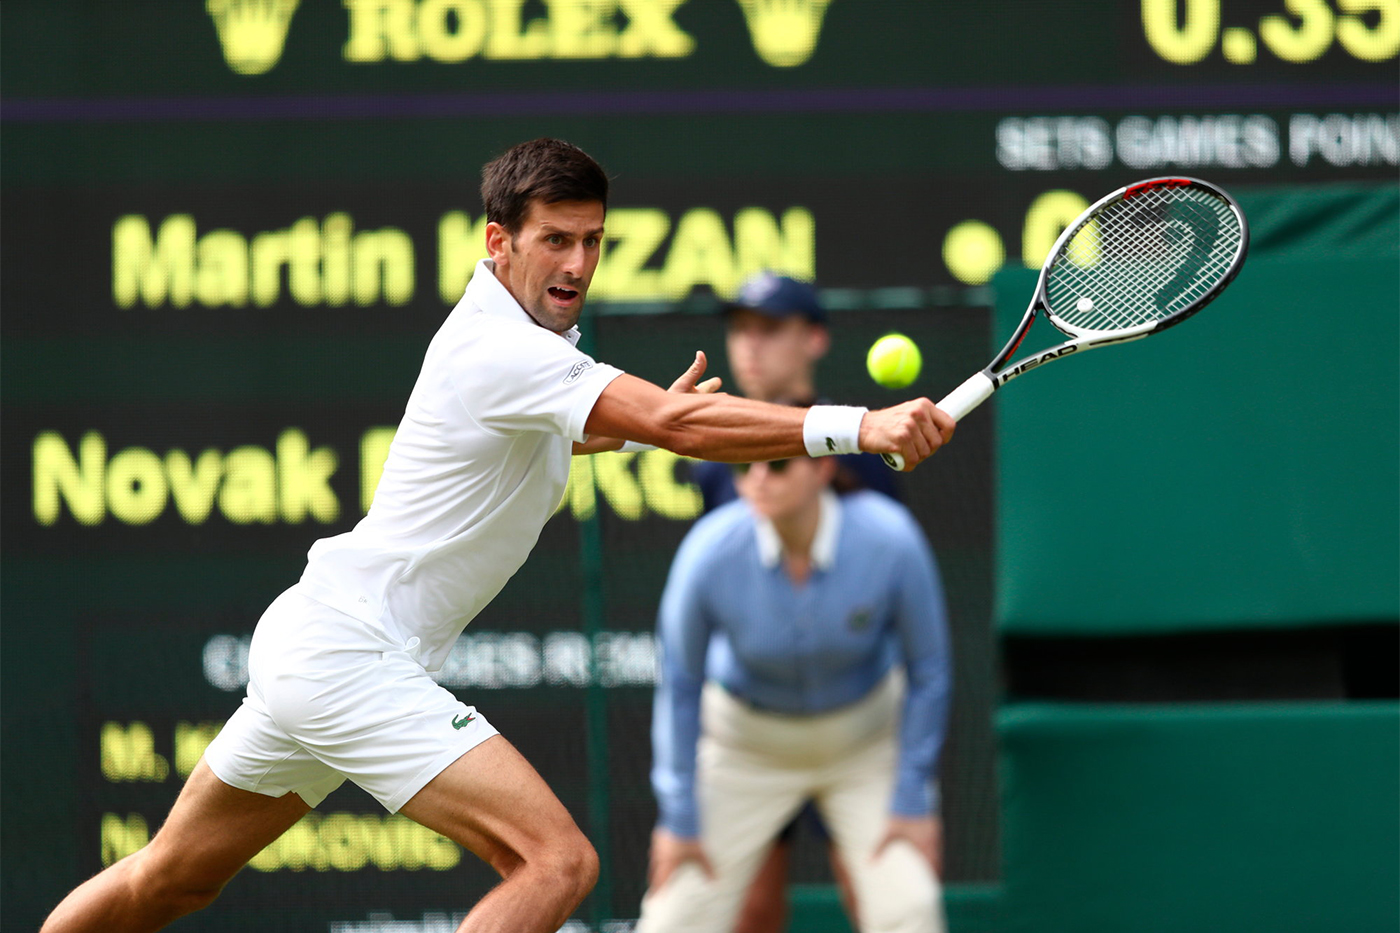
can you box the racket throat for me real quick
[998,343,1082,386]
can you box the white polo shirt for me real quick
[299,259,624,671]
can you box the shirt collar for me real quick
[463,258,583,348]
[754,490,841,572]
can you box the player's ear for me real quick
[807,323,831,362]
[485,221,512,265]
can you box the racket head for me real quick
[1034,177,1249,339]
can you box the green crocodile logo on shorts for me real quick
[451,713,475,730]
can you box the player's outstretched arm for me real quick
[584,353,954,469]
[572,352,723,455]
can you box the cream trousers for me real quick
[637,672,944,933]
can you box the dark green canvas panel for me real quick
[995,184,1399,634]
[997,701,1400,933]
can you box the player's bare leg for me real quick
[40,760,312,933]
[399,734,599,933]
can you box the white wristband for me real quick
[619,440,656,453]
[803,405,867,457]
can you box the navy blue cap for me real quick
[724,272,826,324]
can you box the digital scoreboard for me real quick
[4,2,1396,930]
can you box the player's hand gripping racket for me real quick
[884,176,1248,470]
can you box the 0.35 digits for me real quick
[1142,0,1399,64]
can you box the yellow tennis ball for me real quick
[866,333,922,389]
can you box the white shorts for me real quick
[204,585,498,813]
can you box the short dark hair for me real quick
[480,138,609,234]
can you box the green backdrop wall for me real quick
[995,183,1399,635]
[987,180,1398,933]
[998,701,1400,933]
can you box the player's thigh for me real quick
[397,734,594,878]
[138,760,311,893]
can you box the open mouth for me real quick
[548,285,579,304]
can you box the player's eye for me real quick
[583,237,599,249]
[546,234,563,246]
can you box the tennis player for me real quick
[39,138,954,933]
[637,449,951,933]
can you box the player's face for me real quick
[488,199,605,333]
[725,310,827,402]
[735,456,833,522]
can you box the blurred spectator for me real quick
[638,442,951,933]
[688,272,899,931]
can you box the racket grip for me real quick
[882,372,995,472]
[937,372,995,422]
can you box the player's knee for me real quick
[568,834,601,893]
[548,831,599,903]
[511,826,596,903]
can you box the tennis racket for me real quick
[885,176,1249,470]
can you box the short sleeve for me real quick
[456,320,624,442]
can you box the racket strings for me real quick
[1060,193,1232,326]
[1047,187,1241,332]
[1066,191,1230,322]
[1052,191,1237,328]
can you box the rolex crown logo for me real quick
[207,0,301,76]
[736,0,832,68]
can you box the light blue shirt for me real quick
[651,490,952,838]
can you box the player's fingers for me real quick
[666,350,705,389]
[909,400,949,463]
[877,414,922,470]
[695,376,723,394]
[904,410,935,466]
[898,432,925,468]
[666,351,707,393]
[687,350,709,381]
[910,428,934,466]
[868,404,937,470]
